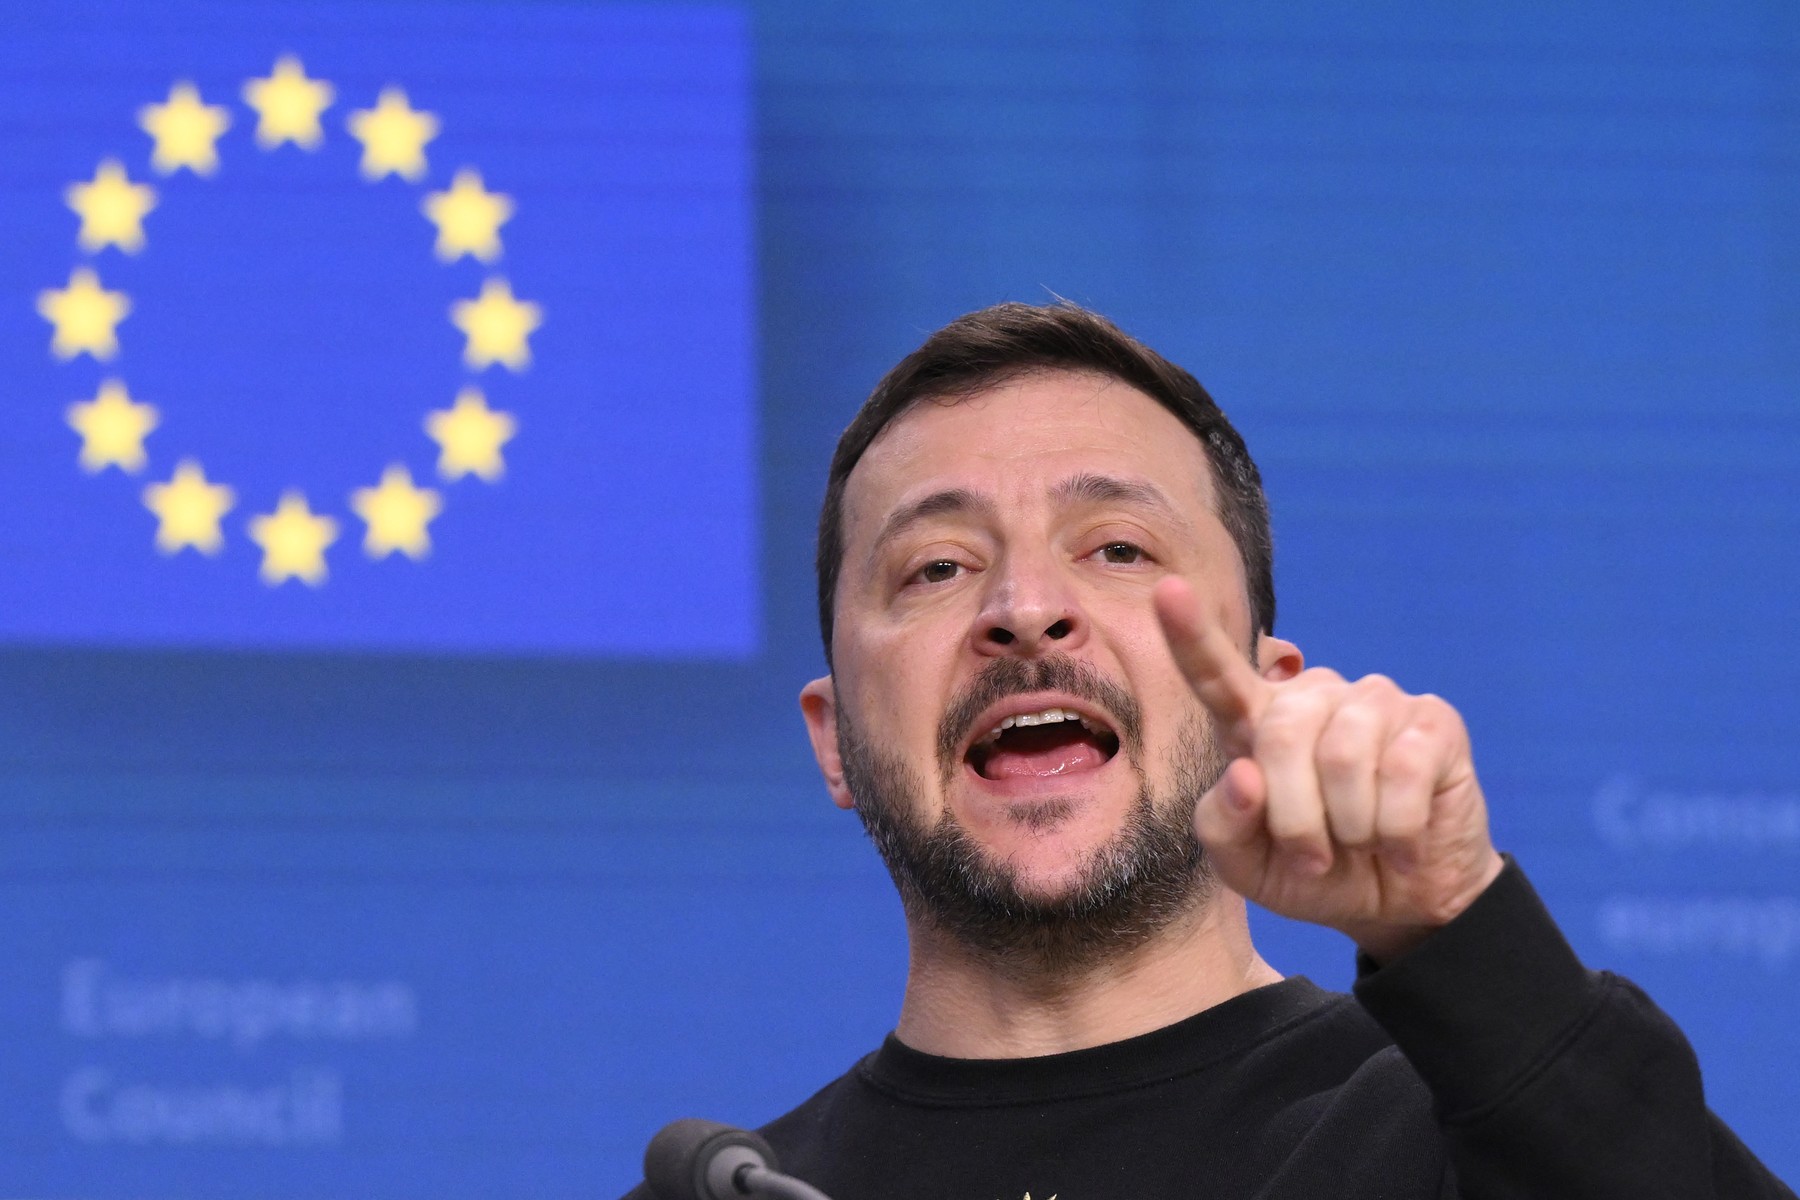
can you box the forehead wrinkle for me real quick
[864,486,998,572]
[1051,471,1198,535]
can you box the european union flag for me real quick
[0,1,756,656]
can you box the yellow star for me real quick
[425,387,517,482]
[346,86,439,181]
[422,168,514,263]
[138,81,231,176]
[451,277,542,371]
[248,490,338,586]
[37,267,131,361]
[143,459,235,555]
[66,380,159,474]
[242,54,334,150]
[65,159,157,254]
[350,464,443,560]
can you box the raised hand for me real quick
[1153,577,1504,963]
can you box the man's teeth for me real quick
[973,708,1108,747]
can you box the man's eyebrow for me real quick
[868,488,998,563]
[1052,472,1194,529]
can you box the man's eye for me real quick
[916,560,961,584]
[1097,542,1145,564]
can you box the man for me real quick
[636,303,1794,1199]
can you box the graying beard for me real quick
[838,711,1220,980]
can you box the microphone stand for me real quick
[645,1118,837,1200]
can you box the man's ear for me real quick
[1255,633,1304,684]
[799,675,856,810]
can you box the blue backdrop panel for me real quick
[0,774,901,1198]
[0,0,757,655]
[0,0,1796,1197]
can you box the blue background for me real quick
[1,0,1797,1196]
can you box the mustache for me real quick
[935,653,1144,775]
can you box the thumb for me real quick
[1194,758,1272,891]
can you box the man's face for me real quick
[802,370,1283,950]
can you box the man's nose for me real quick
[972,551,1087,657]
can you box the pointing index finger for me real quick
[1153,576,1269,750]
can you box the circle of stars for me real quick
[39,55,543,588]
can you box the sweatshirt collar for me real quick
[860,977,1334,1106]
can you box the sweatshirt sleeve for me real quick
[1351,857,1796,1200]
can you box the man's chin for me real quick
[955,821,1133,903]
[979,862,1117,912]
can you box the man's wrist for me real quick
[1342,849,1507,967]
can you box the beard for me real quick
[837,654,1226,979]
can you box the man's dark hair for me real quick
[816,301,1275,666]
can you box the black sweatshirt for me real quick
[629,862,1795,1199]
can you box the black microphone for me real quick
[644,1118,834,1200]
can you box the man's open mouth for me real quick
[965,707,1121,781]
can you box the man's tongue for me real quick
[979,724,1110,780]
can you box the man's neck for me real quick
[891,891,1282,1059]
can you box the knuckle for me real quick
[1413,693,1463,730]
[1378,730,1434,782]
[1314,730,1366,777]
[1255,720,1305,757]
[1352,672,1400,698]
[1375,808,1426,842]
[1295,666,1345,690]
[1315,705,1379,772]
[1257,698,1328,753]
